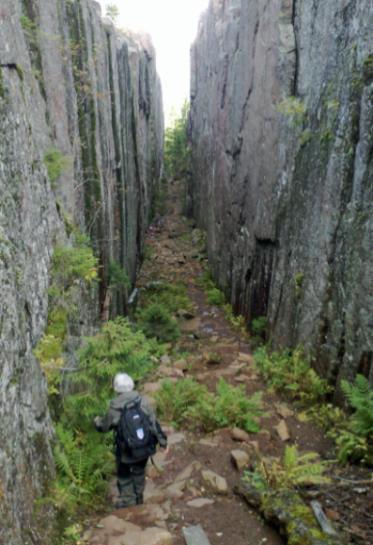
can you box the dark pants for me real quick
[116,458,148,507]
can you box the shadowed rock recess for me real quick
[189,0,373,389]
[0,0,163,543]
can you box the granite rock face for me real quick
[189,0,373,388]
[0,1,163,543]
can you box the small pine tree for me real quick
[105,3,119,23]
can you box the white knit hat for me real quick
[113,373,134,393]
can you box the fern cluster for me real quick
[34,234,98,401]
[335,375,373,465]
[137,303,180,343]
[140,281,194,314]
[254,345,330,405]
[155,377,262,433]
[50,317,163,515]
[245,445,331,491]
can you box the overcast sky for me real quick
[97,0,209,125]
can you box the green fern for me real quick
[335,375,373,465]
[155,378,263,433]
[341,375,373,438]
[254,345,330,405]
[251,445,331,490]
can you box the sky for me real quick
[97,0,210,125]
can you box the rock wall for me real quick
[190,0,373,387]
[0,1,163,543]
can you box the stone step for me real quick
[182,525,212,545]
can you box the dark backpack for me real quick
[116,397,157,460]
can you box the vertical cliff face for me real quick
[190,0,372,386]
[0,1,163,543]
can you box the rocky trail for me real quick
[82,182,372,545]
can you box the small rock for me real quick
[231,450,250,471]
[144,481,166,503]
[96,515,140,534]
[231,427,250,442]
[166,479,187,499]
[202,470,228,494]
[158,365,184,378]
[176,309,195,319]
[275,420,290,441]
[275,403,294,418]
[160,355,171,365]
[210,335,219,343]
[199,438,218,447]
[143,382,162,395]
[122,527,173,545]
[167,431,186,446]
[187,498,215,508]
[248,440,260,454]
[238,352,253,363]
[175,461,202,482]
[234,375,249,383]
[174,359,188,371]
[325,509,341,521]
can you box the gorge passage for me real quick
[0,1,372,545]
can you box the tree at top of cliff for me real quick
[164,100,190,180]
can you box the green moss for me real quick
[44,148,71,186]
[15,64,24,81]
[294,272,304,298]
[0,67,5,99]
[362,54,373,84]
[277,97,307,127]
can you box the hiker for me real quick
[94,372,167,508]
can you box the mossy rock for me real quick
[237,480,344,545]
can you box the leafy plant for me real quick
[44,148,71,185]
[223,304,247,333]
[214,379,262,433]
[137,303,180,343]
[105,3,119,23]
[34,236,98,400]
[277,97,307,127]
[246,445,331,491]
[155,378,213,429]
[251,316,267,336]
[141,281,193,314]
[294,272,304,298]
[254,345,330,405]
[207,287,225,306]
[341,375,373,438]
[164,101,190,180]
[334,375,373,465]
[50,317,163,515]
[155,378,263,433]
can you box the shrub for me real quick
[108,260,130,290]
[155,378,214,430]
[44,148,71,185]
[141,281,193,314]
[341,375,373,438]
[251,316,267,336]
[137,303,180,343]
[334,375,373,465]
[207,287,225,306]
[254,345,330,405]
[245,445,331,491]
[155,378,263,433]
[213,379,262,433]
[50,317,163,514]
[164,101,190,180]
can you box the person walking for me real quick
[94,372,167,508]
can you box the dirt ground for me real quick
[84,180,373,545]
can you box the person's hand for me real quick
[163,446,170,455]
[94,416,101,426]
